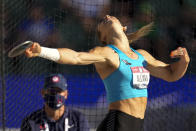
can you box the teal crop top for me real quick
[103,45,149,103]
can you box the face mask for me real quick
[44,94,65,110]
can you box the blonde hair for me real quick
[127,22,154,43]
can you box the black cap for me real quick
[44,74,68,90]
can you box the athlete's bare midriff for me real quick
[109,97,147,119]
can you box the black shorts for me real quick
[96,110,144,131]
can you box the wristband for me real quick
[38,47,60,62]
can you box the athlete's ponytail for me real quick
[127,22,154,43]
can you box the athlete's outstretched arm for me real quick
[138,47,190,82]
[57,48,106,65]
[25,42,107,65]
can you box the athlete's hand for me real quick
[25,42,41,57]
[170,47,190,63]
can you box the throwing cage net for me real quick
[0,0,196,130]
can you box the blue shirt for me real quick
[103,45,148,103]
[20,107,90,131]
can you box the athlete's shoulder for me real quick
[89,46,112,54]
[136,49,151,57]
[136,49,158,64]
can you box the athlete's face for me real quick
[97,15,126,44]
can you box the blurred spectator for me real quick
[130,1,155,52]
[138,0,182,62]
[56,5,89,50]
[61,0,110,18]
[4,11,15,50]
[17,4,56,46]
[61,0,110,33]
[177,0,196,52]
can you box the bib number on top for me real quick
[131,66,150,89]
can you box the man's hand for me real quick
[25,42,41,57]
[170,47,190,63]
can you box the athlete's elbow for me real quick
[165,77,179,82]
[164,75,182,82]
[66,57,87,65]
[56,57,79,65]
[163,67,180,82]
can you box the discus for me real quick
[8,41,33,57]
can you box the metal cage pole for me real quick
[0,0,6,130]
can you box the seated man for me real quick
[21,74,90,131]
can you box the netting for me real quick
[1,0,196,130]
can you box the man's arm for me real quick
[138,47,190,82]
[25,42,107,65]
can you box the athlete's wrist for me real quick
[38,47,60,62]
